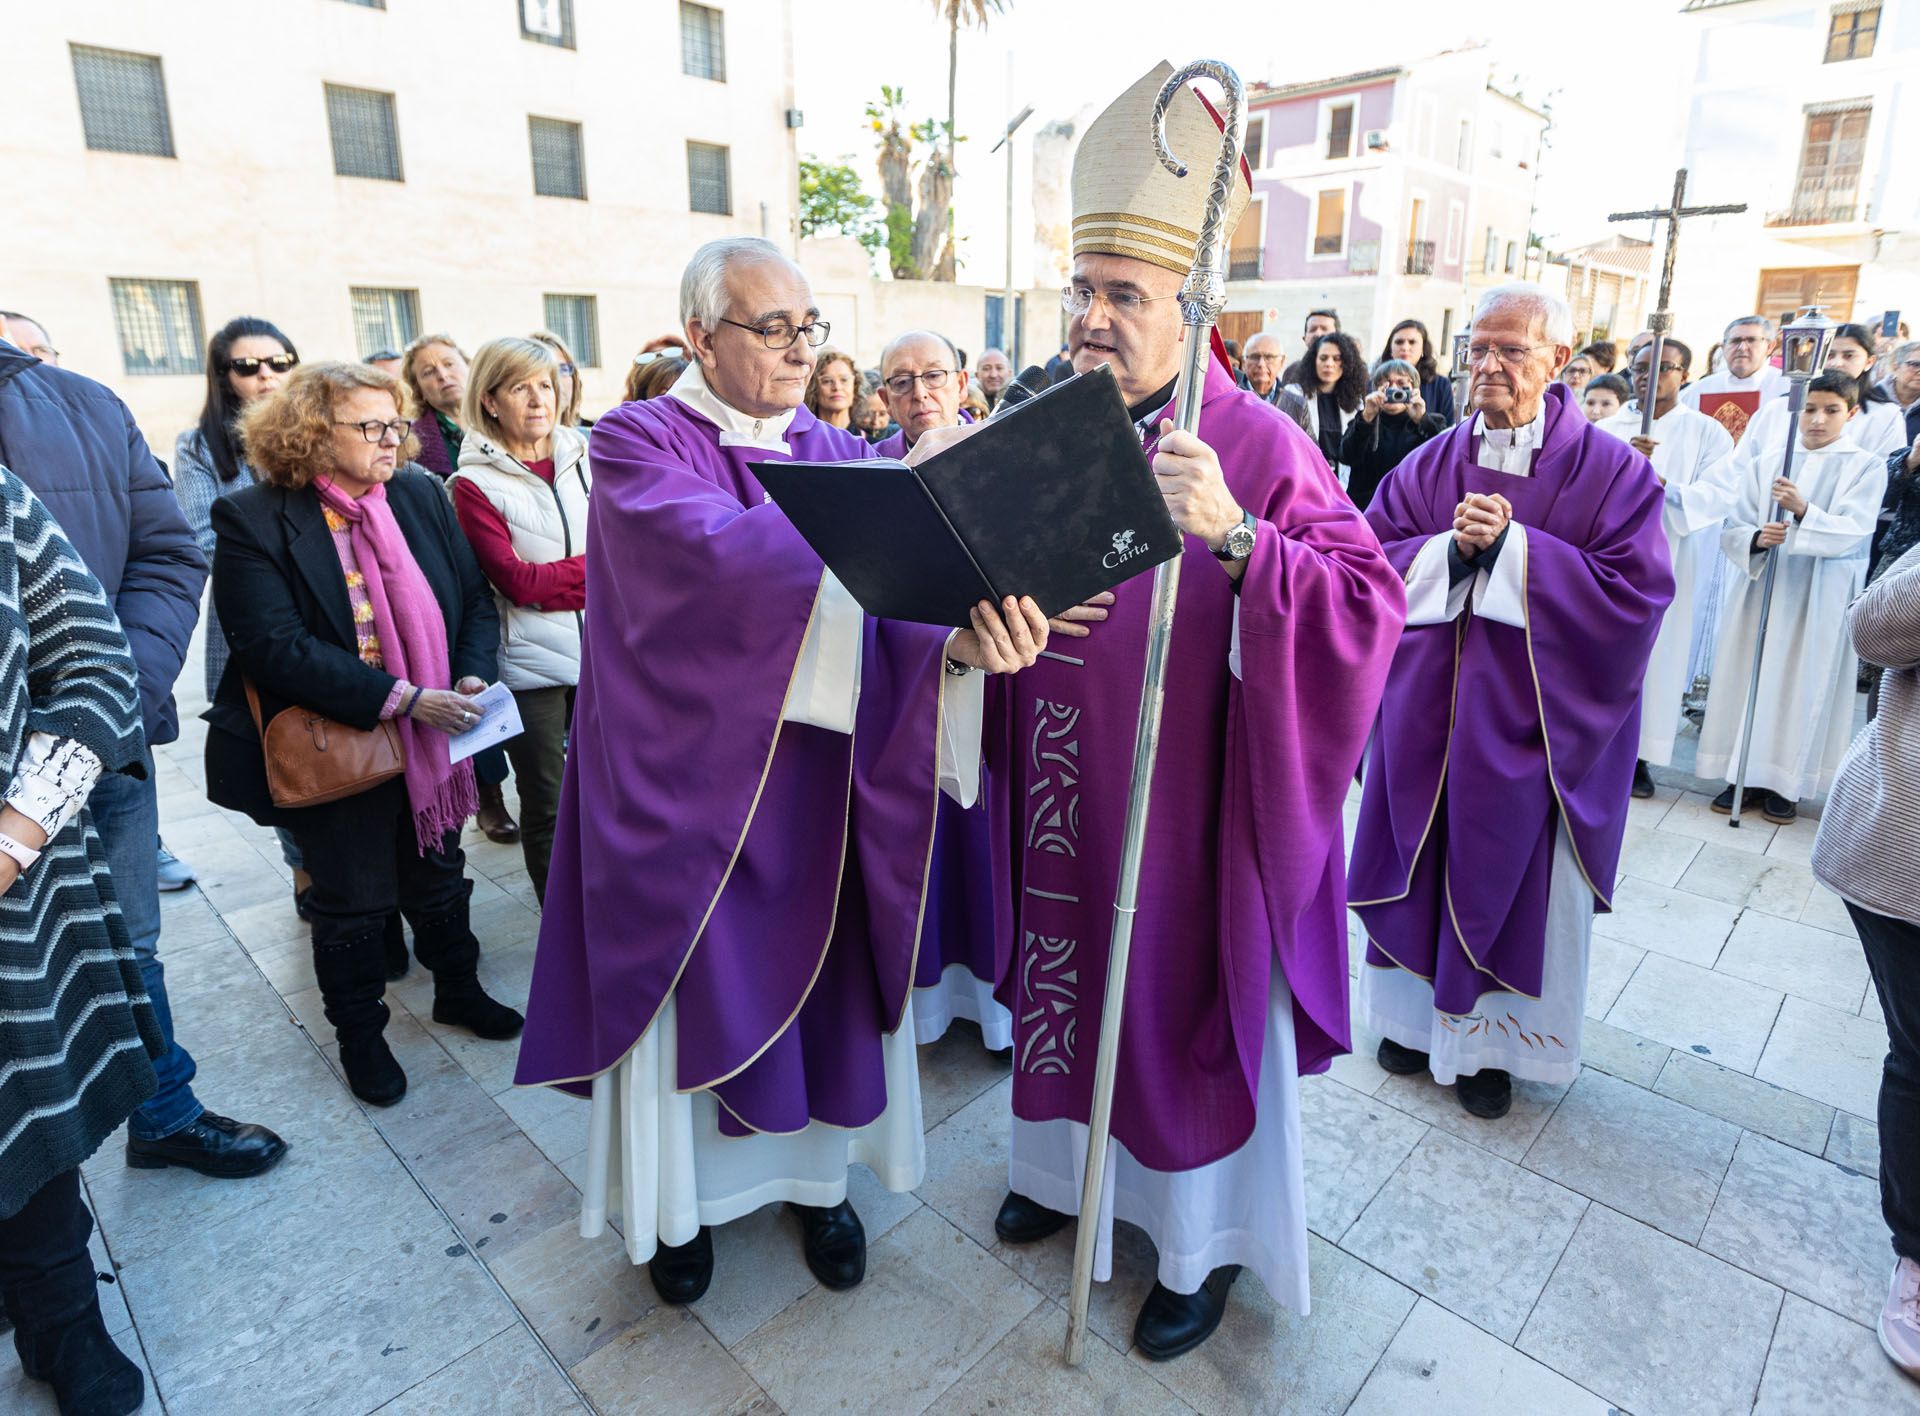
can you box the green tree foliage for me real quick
[799,156,885,264]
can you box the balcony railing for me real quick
[1765,197,1860,227]
[1228,252,1263,280]
[1404,239,1436,275]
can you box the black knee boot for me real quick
[411,899,524,1041]
[313,926,406,1105]
[2,1227,142,1416]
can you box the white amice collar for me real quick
[665,361,800,453]
[1472,402,1546,450]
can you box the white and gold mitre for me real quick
[1070,62,1253,276]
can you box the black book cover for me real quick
[750,364,1181,629]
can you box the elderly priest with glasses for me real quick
[1348,283,1673,1122]
[513,236,1052,1303]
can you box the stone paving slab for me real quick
[4,647,1905,1413]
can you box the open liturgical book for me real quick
[751,364,1182,629]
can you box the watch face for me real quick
[1225,523,1256,559]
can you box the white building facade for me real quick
[1,0,802,446]
[1672,0,1919,341]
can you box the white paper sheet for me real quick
[447,682,525,763]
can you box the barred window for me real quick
[335,0,386,7]
[70,45,174,157]
[681,3,726,81]
[350,287,420,358]
[543,295,600,368]
[109,279,203,376]
[688,141,731,215]
[325,84,402,181]
[520,0,575,48]
[529,117,586,199]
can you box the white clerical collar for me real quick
[1471,402,1547,475]
[665,361,800,453]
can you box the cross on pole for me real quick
[1608,168,1747,437]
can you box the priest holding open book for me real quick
[953,64,1406,1359]
[512,236,1053,1303]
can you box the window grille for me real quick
[71,45,174,157]
[326,84,403,180]
[350,287,420,358]
[688,142,732,215]
[543,295,600,367]
[109,278,203,375]
[529,117,586,199]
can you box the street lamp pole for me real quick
[991,92,1034,366]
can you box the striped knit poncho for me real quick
[0,466,154,1219]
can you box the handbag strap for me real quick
[242,676,267,737]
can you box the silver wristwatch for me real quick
[1213,508,1256,562]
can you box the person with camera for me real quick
[1340,358,1447,511]
[205,362,522,1107]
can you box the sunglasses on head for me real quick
[228,354,298,376]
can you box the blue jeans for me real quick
[90,751,204,1140]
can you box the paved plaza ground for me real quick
[2,640,1910,1415]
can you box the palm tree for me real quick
[922,0,1008,280]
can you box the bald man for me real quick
[0,312,59,366]
[976,348,1013,411]
[874,331,971,457]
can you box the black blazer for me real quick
[203,468,498,825]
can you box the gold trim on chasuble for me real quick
[519,571,829,1093]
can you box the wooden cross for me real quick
[1608,168,1748,436]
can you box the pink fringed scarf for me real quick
[314,476,477,853]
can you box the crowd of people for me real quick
[1,64,1918,1413]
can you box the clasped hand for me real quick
[1453,492,1512,558]
[1771,477,1808,519]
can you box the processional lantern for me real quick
[1778,306,1839,380]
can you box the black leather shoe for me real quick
[789,1200,866,1290]
[340,1035,407,1107]
[1762,792,1797,825]
[994,1191,1071,1245]
[1376,1037,1429,1076]
[1456,1068,1512,1119]
[648,1228,713,1305]
[1631,760,1655,799]
[125,1112,288,1178]
[1133,1265,1240,1362]
[15,1305,144,1416]
[1710,785,1763,815]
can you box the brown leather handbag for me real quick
[244,678,405,808]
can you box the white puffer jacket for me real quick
[448,425,591,691]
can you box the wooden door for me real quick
[1756,266,1858,322]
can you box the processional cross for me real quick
[1607,168,1747,438]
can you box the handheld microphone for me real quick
[989,365,1054,419]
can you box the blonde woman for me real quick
[450,339,591,902]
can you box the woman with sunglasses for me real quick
[205,363,521,1106]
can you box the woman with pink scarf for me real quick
[203,363,522,1106]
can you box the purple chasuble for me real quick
[988,352,1405,1171]
[873,407,974,463]
[514,394,951,1138]
[1348,383,1673,1015]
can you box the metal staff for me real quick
[1063,57,1243,1370]
[1728,307,1836,826]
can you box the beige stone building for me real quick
[1,0,804,452]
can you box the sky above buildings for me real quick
[794,0,1717,283]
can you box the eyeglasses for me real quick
[1635,363,1685,376]
[1466,342,1555,367]
[1061,285,1178,317]
[717,317,831,350]
[334,418,412,443]
[1724,336,1767,347]
[230,354,298,376]
[556,362,576,376]
[884,369,953,397]
[1900,359,1920,372]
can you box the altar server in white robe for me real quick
[1599,337,1736,795]
[1698,371,1890,824]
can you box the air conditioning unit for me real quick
[1365,129,1390,151]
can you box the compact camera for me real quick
[1382,386,1413,404]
